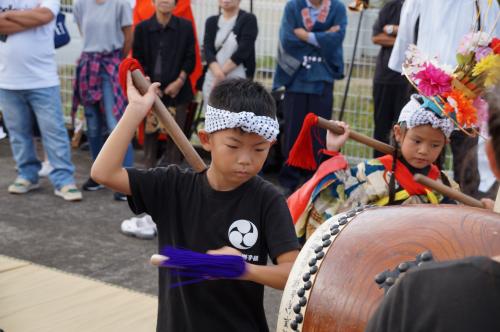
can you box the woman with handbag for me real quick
[202,0,258,108]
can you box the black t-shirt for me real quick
[127,166,299,332]
[365,256,500,332]
[372,0,407,84]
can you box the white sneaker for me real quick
[121,215,156,239]
[8,177,39,194]
[38,161,54,177]
[54,184,83,201]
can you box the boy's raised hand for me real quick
[326,120,350,152]
[126,71,161,120]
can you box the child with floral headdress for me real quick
[289,95,460,240]
[289,30,500,240]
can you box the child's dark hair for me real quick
[487,84,500,165]
[208,78,277,119]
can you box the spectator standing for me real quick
[202,0,258,106]
[72,0,133,201]
[273,0,347,195]
[371,0,411,157]
[0,0,82,201]
[133,0,196,167]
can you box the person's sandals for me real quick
[8,177,39,194]
[54,184,83,201]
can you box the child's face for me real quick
[394,125,446,169]
[200,128,272,187]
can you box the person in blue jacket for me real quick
[273,0,347,195]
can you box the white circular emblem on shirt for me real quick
[228,219,259,250]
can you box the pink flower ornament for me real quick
[414,63,452,97]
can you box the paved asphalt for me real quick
[0,138,283,331]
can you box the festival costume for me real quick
[291,151,459,239]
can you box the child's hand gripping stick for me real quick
[316,116,395,155]
[414,174,486,208]
[130,69,207,173]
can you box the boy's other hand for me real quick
[326,120,350,152]
[481,198,495,211]
[126,71,161,119]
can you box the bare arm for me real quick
[221,59,238,75]
[372,33,396,47]
[0,13,26,34]
[208,247,299,290]
[122,25,133,58]
[3,8,54,29]
[244,250,299,289]
[91,72,160,194]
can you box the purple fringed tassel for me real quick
[159,246,246,288]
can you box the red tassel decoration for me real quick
[286,113,319,171]
[118,58,145,99]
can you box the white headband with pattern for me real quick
[204,105,279,141]
[398,96,454,138]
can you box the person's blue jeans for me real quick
[83,69,133,167]
[0,86,76,189]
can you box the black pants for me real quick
[450,130,479,197]
[279,83,333,192]
[372,81,412,157]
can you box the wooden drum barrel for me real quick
[277,205,500,332]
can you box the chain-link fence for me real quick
[55,0,421,164]
[190,0,381,163]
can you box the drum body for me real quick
[277,205,500,332]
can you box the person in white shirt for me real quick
[389,0,500,198]
[0,0,82,201]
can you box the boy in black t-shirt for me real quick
[91,76,300,332]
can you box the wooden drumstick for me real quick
[131,70,207,173]
[316,117,395,155]
[150,254,169,267]
[414,174,485,208]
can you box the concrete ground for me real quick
[0,138,283,331]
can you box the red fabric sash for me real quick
[288,153,348,224]
[378,155,440,195]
